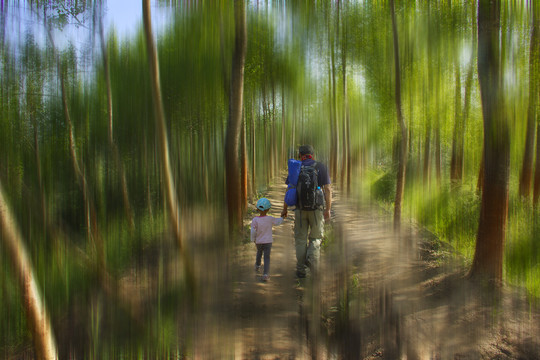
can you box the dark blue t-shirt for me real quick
[286,159,331,186]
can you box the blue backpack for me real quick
[284,159,301,206]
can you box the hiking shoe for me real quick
[255,265,262,273]
[296,271,306,279]
[262,274,270,282]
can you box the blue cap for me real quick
[256,198,271,211]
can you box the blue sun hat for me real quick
[256,198,272,211]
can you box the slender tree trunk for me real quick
[340,1,350,193]
[391,0,408,231]
[292,98,296,156]
[225,0,247,233]
[99,15,134,230]
[329,3,338,182]
[435,118,441,186]
[143,0,181,244]
[533,1,540,205]
[450,61,463,183]
[241,110,248,217]
[272,81,277,177]
[469,0,509,283]
[281,83,286,165]
[143,0,195,290]
[534,124,540,205]
[423,118,431,185]
[46,21,105,275]
[0,183,58,360]
[520,4,539,199]
[251,97,256,202]
[460,57,475,178]
[263,93,270,185]
[33,121,47,228]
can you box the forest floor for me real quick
[188,182,540,359]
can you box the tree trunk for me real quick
[340,1,350,193]
[251,97,256,202]
[241,111,248,217]
[33,121,47,229]
[99,15,134,230]
[520,4,539,199]
[469,0,509,283]
[281,83,286,167]
[225,0,247,234]
[329,3,338,182]
[46,21,105,275]
[0,183,58,360]
[532,2,540,205]
[391,0,408,231]
[435,118,441,186]
[450,61,463,183]
[423,118,431,185]
[143,0,194,290]
[534,123,540,205]
[272,81,277,178]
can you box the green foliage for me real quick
[415,185,480,258]
[506,204,540,298]
[1,0,539,355]
[371,170,397,203]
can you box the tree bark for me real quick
[340,1,350,194]
[423,118,431,185]
[469,0,509,283]
[142,0,194,290]
[99,14,134,229]
[534,124,540,205]
[0,183,58,360]
[281,83,287,168]
[46,21,105,275]
[533,0,540,205]
[251,97,256,202]
[520,3,539,199]
[450,61,463,183]
[241,111,248,217]
[225,0,247,234]
[329,2,339,182]
[391,0,408,231]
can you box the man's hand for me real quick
[324,209,331,222]
[281,209,288,218]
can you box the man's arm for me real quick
[323,184,332,221]
[281,202,288,218]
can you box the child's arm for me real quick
[250,220,257,242]
[273,217,284,226]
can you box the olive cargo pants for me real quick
[294,209,324,277]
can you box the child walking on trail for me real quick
[251,198,285,282]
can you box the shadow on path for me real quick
[189,183,540,359]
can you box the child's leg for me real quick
[263,243,272,275]
[255,244,263,268]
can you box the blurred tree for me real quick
[391,0,407,231]
[450,59,463,184]
[329,1,338,182]
[470,0,509,283]
[452,1,477,186]
[522,0,539,200]
[96,3,134,229]
[142,0,194,291]
[225,0,247,233]
[532,2,540,205]
[46,18,106,276]
[0,183,58,360]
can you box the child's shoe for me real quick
[262,274,270,282]
[255,265,262,273]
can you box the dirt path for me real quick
[187,183,540,359]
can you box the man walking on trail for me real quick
[281,145,332,278]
